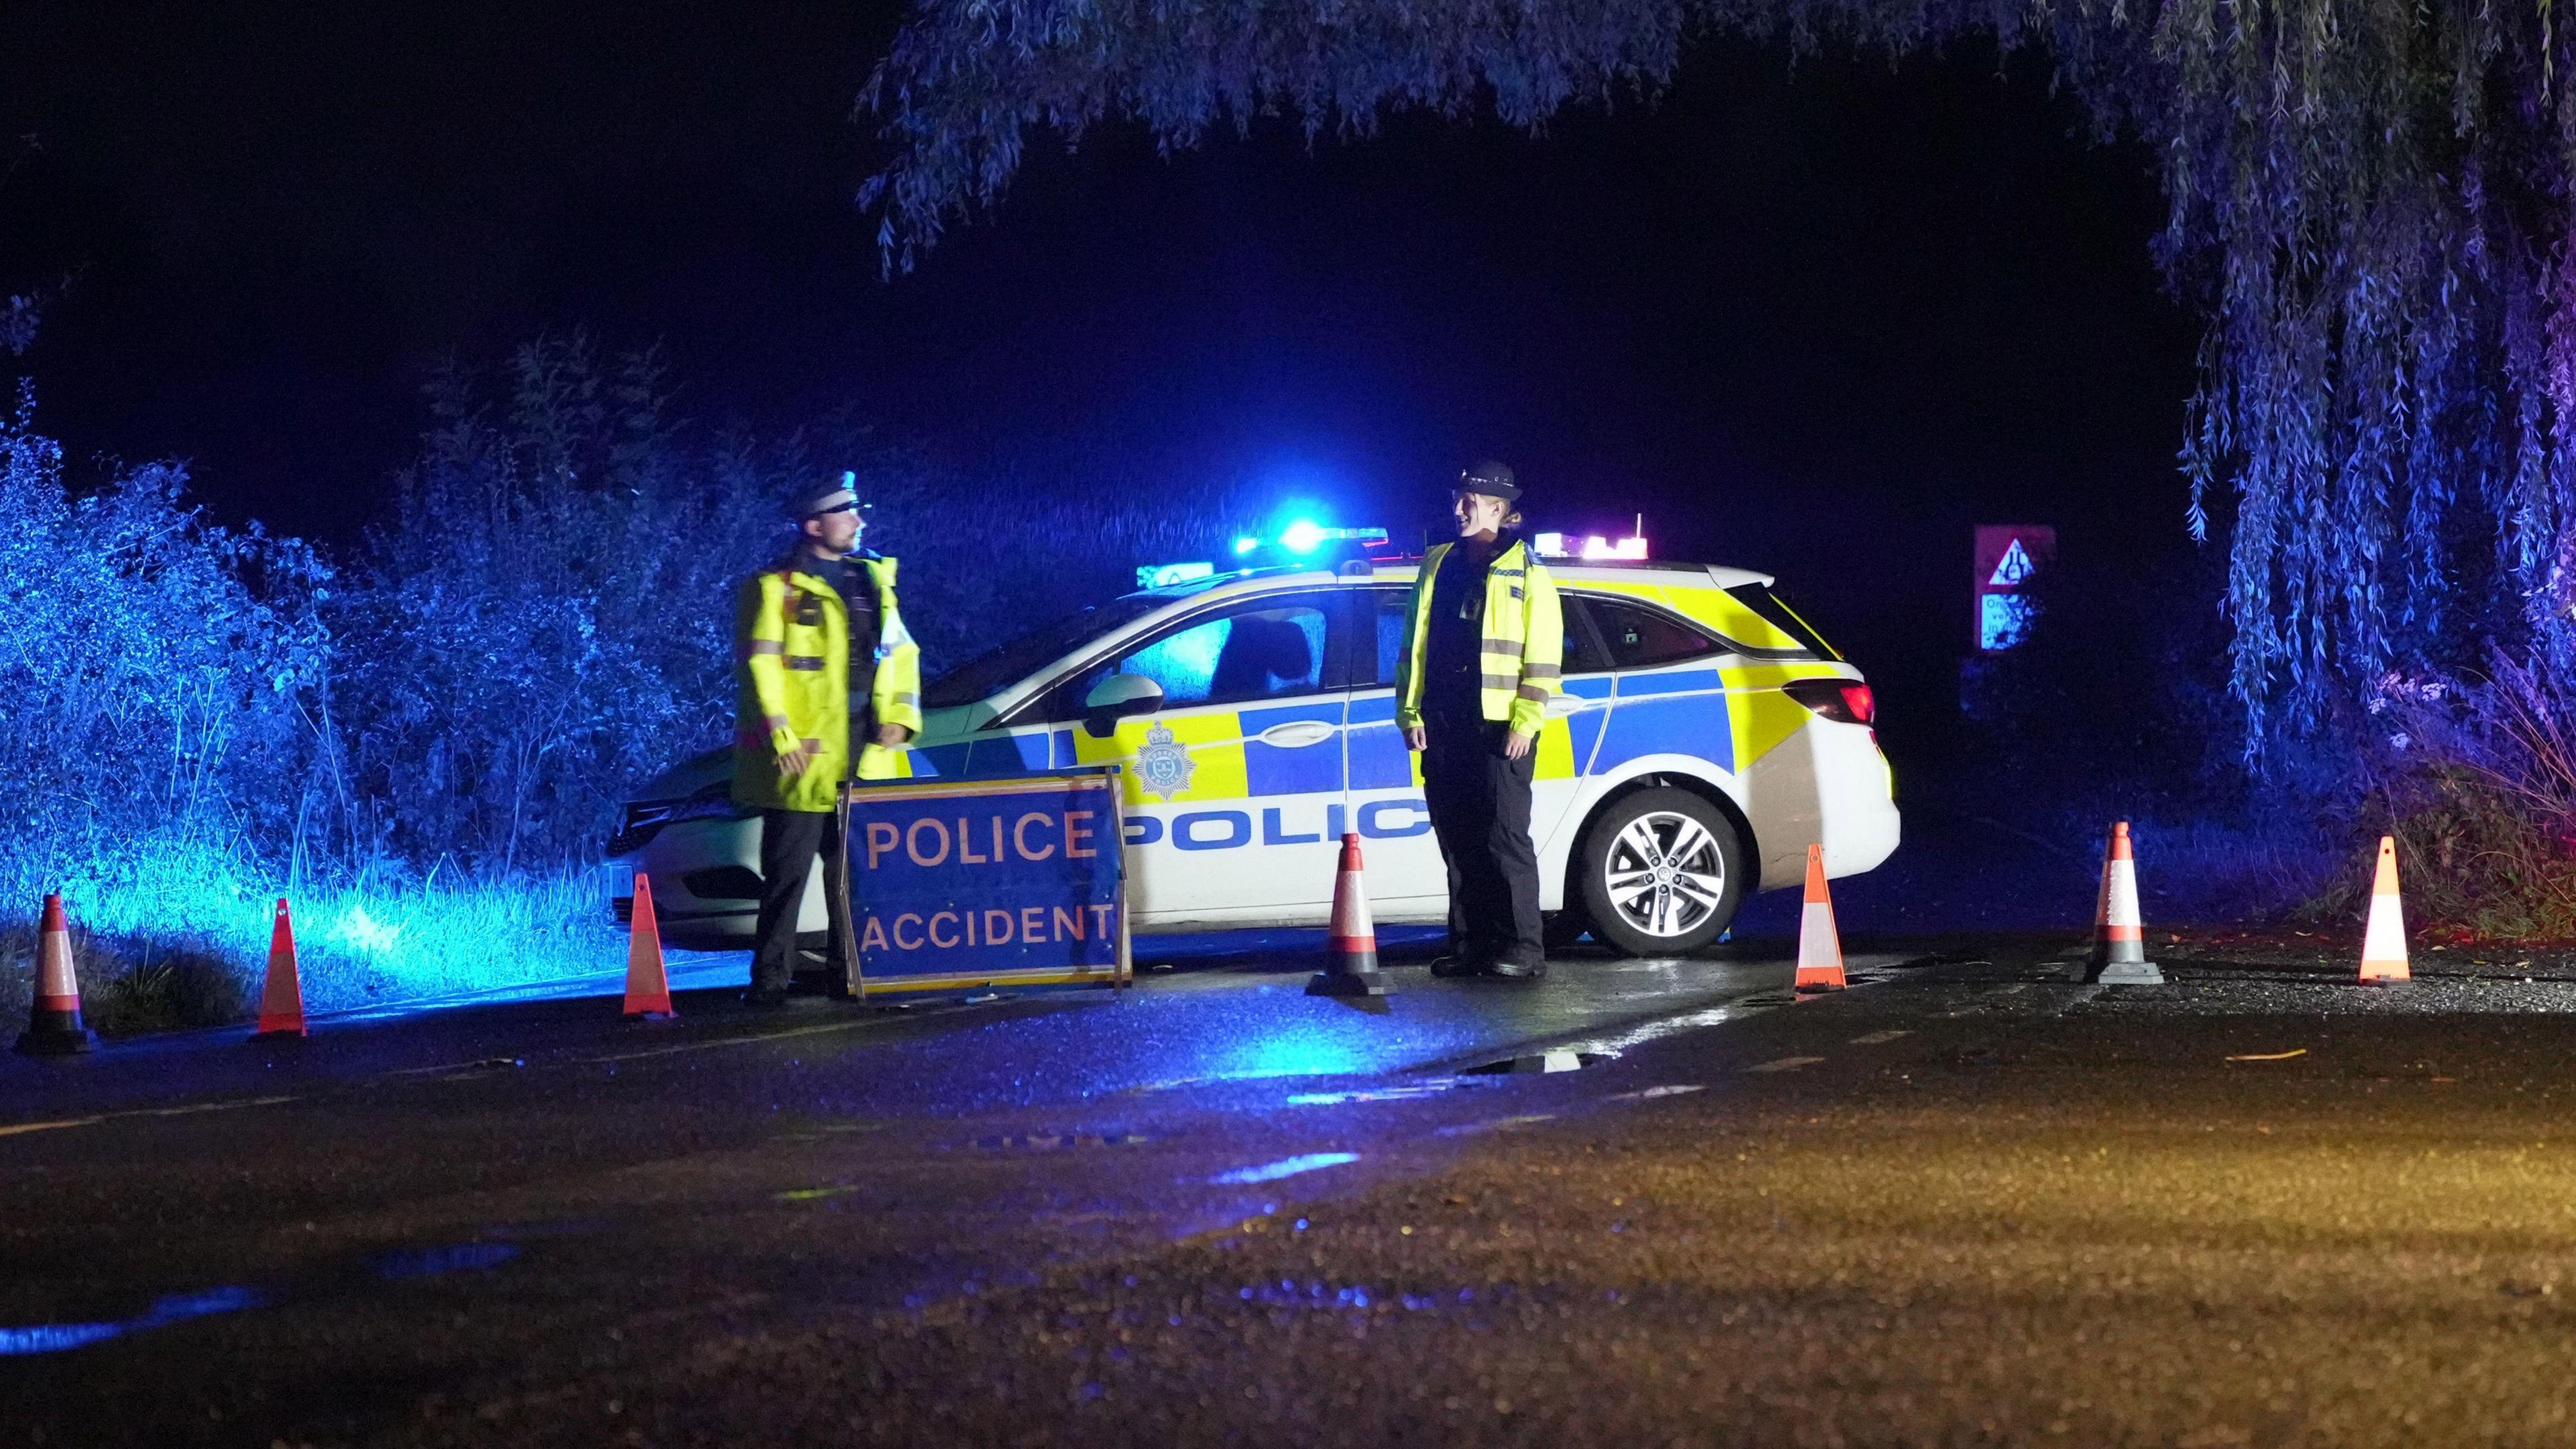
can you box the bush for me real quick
[0,335,1257,1032]
[2337,653,2576,941]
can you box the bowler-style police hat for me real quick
[1458,461,1521,501]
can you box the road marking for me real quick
[1606,1084,1707,1102]
[579,1017,888,1065]
[1436,1114,1557,1137]
[2225,1048,2309,1062]
[1,1092,303,1142]
[1847,1030,1912,1046]
[142,1094,299,1116]
[1746,1056,1826,1074]
[0,1117,102,1139]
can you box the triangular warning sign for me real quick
[1988,538,2035,587]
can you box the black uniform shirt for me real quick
[1424,532,1503,720]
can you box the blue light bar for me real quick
[1137,561,1217,588]
[1235,525,1389,556]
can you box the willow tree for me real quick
[860,0,2576,744]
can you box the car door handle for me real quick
[1544,694,1586,717]
[1256,720,1337,748]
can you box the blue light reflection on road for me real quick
[1210,1152,1360,1185]
[0,1285,261,1356]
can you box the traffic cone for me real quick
[1794,843,1845,991]
[2358,835,2410,985]
[622,873,676,1020]
[254,898,307,1038]
[15,894,98,1055]
[2083,821,2164,985]
[1307,834,1389,997]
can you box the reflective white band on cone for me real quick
[2359,835,2410,983]
[1794,844,1845,991]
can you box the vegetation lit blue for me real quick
[0,333,1263,1020]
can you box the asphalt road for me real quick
[14,936,2576,1446]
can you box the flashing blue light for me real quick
[1233,536,1260,556]
[1137,561,1216,589]
[1279,519,1328,555]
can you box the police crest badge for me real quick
[1134,720,1196,801]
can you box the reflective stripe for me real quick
[888,690,918,706]
[765,712,792,732]
[1482,637,1525,659]
[1521,661,1560,680]
[802,738,824,753]
[786,656,826,671]
[745,640,783,657]
[1480,673,1523,692]
[1516,683,1552,701]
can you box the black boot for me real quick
[1486,957,1547,981]
[1429,954,1489,978]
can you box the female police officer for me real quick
[1393,462,1564,979]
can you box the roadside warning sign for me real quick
[843,771,1131,995]
[1972,525,2055,653]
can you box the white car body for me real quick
[607,557,1898,955]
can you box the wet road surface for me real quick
[15,941,2576,1445]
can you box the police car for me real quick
[606,528,1898,958]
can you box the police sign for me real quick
[842,771,1130,995]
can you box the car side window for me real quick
[1367,589,1410,687]
[1366,583,1593,686]
[1035,592,1342,720]
[1559,597,1613,676]
[1589,598,1719,669]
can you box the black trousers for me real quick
[752,806,853,991]
[1419,713,1544,967]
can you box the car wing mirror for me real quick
[1081,673,1165,738]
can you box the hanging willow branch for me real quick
[861,0,2576,746]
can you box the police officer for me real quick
[733,475,924,1005]
[1394,462,1564,979]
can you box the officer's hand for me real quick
[1501,729,1536,761]
[775,742,815,777]
[1402,724,1427,752]
[875,724,912,748]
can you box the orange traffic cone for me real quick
[622,873,676,1020]
[254,898,308,1038]
[1794,843,1845,991]
[16,894,98,1055]
[2084,822,2164,985]
[1307,833,1389,997]
[2358,835,2410,985]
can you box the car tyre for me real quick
[1576,788,1746,958]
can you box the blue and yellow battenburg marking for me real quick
[871,580,1849,851]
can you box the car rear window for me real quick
[1587,598,1719,669]
[1723,584,1839,660]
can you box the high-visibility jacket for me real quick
[1393,535,1563,737]
[733,551,923,812]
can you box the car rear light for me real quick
[1782,678,1876,727]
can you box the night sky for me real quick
[0,1,2198,713]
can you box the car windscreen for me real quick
[919,596,1173,710]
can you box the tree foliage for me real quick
[0,382,331,894]
[860,0,2576,743]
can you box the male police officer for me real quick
[733,476,924,1005]
[1394,462,1564,979]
